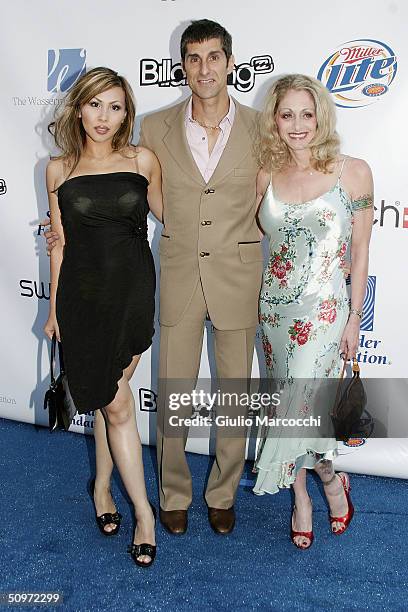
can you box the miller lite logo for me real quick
[318,39,397,108]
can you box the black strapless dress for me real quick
[56,172,155,414]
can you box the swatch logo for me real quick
[47,49,86,93]
[20,279,50,300]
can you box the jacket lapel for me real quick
[162,98,205,186]
[208,98,255,187]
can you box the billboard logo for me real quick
[139,388,157,412]
[48,49,86,93]
[318,39,397,108]
[140,54,274,92]
[0,179,6,195]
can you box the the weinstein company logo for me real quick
[48,48,86,93]
[0,179,7,195]
[140,55,274,92]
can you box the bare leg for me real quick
[92,410,117,533]
[314,460,348,533]
[291,468,313,548]
[101,355,155,564]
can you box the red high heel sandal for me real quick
[329,472,354,535]
[290,504,314,550]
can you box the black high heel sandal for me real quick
[88,478,122,537]
[128,503,157,568]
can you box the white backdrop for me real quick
[1,0,407,478]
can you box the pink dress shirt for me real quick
[185,97,236,183]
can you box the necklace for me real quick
[192,114,226,131]
[291,165,314,176]
[300,166,314,176]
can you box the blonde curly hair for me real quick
[256,74,340,174]
[48,67,136,177]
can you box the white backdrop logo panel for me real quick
[1,0,407,479]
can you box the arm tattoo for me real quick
[352,193,373,211]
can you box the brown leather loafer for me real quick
[208,506,235,535]
[159,509,188,535]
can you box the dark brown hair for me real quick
[180,19,232,63]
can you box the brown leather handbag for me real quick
[331,358,367,441]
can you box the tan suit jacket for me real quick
[139,97,263,330]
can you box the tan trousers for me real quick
[157,280,256,510]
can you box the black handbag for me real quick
[44,334,77,432]
[331,358,367,441]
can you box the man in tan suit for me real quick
[139,19,263,535]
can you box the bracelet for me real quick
[349,307,363,319]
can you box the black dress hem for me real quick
[73,335,153,415]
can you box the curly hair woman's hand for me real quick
[339,317,360,360]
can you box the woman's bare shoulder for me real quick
[128,145,160,173]
[256,168,271,195]
[343,155,371,174]
[341,155,373,199]
[46,157,67,190]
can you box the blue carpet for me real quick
[0,418,406,611]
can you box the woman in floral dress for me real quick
[253,75,373,549]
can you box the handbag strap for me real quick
[332,357,360,414]
[339,357,360,380]
[50,334,57,384]
[352,358,360,376]
[57,339,66,374]
[50,334,66,382]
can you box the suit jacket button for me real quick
[204,189,215,194]
[199,251,209,257]
[201,220,212,226]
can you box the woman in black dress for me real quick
[44,67,162,567]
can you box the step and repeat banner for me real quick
[1,0,407,478]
